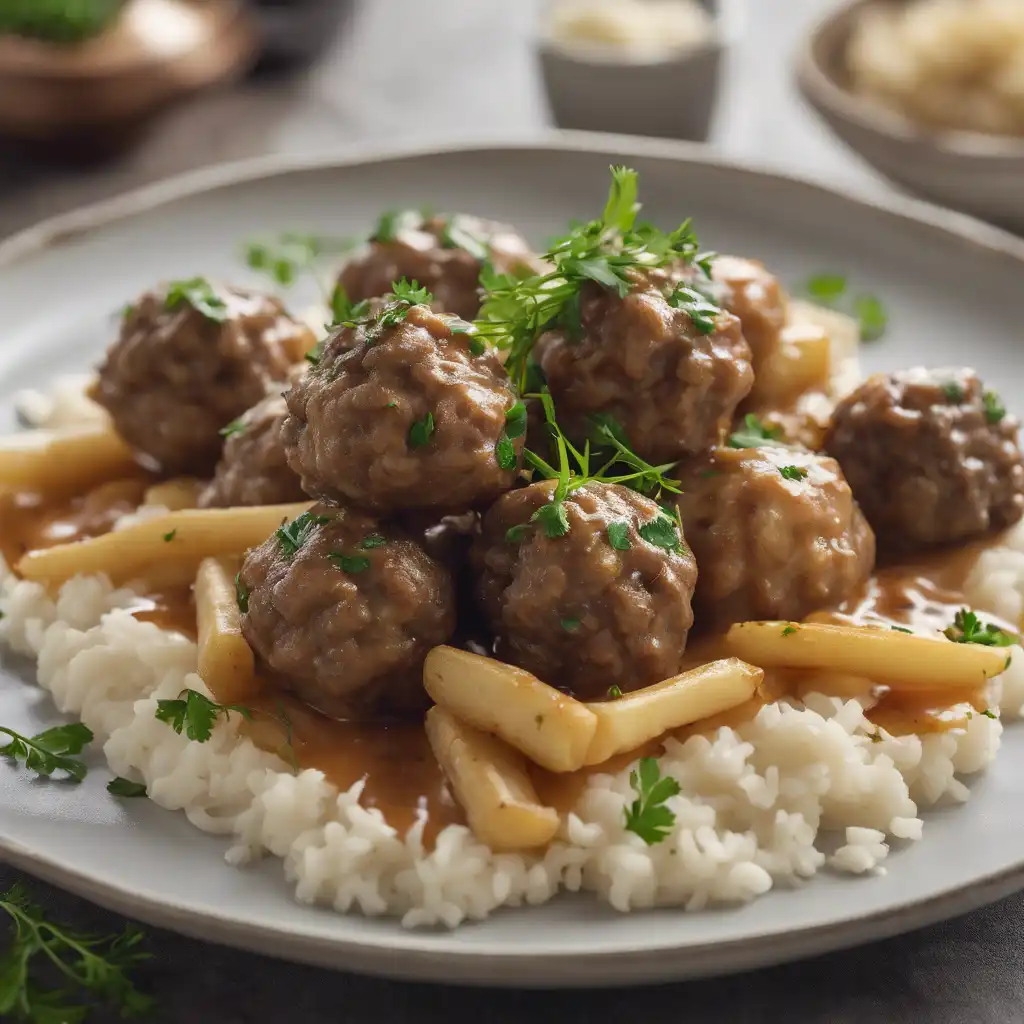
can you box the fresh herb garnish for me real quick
[0,723,93,783]
[806,273,848,305]
[943,608,1015,647]
[409,412,436,449]
[495,401,528,470]
[802,273,887,341]
[941,381,965,403]
[276,511,330,559]
[371,209,424,244]
[607,521,631,551]
[219,418,246,439]
[328,283,371,327]
[107,777,147,798]
[981,709,998,719]
[235,573,250,613]
[728,413,785,449]
[440,216,490,260]
[781,624,798,637]
[331,278,435,346]
[359,534,386,550]
[245,233,355,290]
[164,278,228,323]
[607,685,623,699]
[162,530,177,543]
[779,465,808,482]
[891,625,913,634]
[474,166,712,387]
[638,508,684,554]
[0,882,152,1023]
[155,689,253,743]
[561,617,581,632]
[666,283,721,334]
[329,553,371,574]
[624,757,679,845]
[983,390,1007,425]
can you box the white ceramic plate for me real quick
[3,136,1024,988]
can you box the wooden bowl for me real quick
[796,0,1024,232]
[0,0,258,149]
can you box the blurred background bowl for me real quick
[537,0,733,142]
[797,0,1024,232]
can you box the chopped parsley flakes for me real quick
[276,511,330,559]
[728,413,785,450]
[943,608,1015,647]
[235,573,249,613]
[779,465,808,482]
[984,389,1006,424]
[329,552,371,574]
[219,418,246,439]
[408,411,436,449]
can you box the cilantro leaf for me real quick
[391,277,433,307]
[504,401,528,440]
[409,412,436,449]
[666,283,721,334]
[624,757,680,845]
[854,294,888,341]
[155,689,253,743]
[0,883,152,1023]
[805,273,847,304]
[276,511,330,559]
[606,521,631,551]
[328,552,371,574]
[495,401,528,471]
[728,413,785,449]
[531,501,570,539]
[0,723,93,783]
[779,465,808,481]
[219,418,246,439]
[943,608,1016,647]
[107,777,147,798]
[984,389,1006,425]
[328,283,371,327]
[638,510,682,553]
[164,278,228,323]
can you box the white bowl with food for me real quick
[3,134,1024,994]
[797,0,1024,231]
[537,0,731,140]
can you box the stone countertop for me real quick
[0,2,1018,1022]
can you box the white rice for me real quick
[1,531,1016,928]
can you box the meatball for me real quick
[283,303,524,515]
[676,445,875,628]
[824,367,1024,550]
[472,480,698,698]
[93,283,314,474]
[239,504,456,717]
[535,273,753,464]
[707,255,787,377]
[198,392,306,508]
[338,212,541,321]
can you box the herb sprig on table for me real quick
[0,882,151,1023]
[0,722,93,783]
[474,166,716,388]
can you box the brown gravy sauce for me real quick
[1,484,1012,840]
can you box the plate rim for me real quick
[4,132,1024,986]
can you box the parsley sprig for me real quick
[474,166,714,387]
[0,884,152,1023]
[624,757,680,845]
[164,278,228,323]
[508,390,684,550]
[944,608,1016,647]
[276,511,330,559]
[155,689,253,743]
[0,723,93,783]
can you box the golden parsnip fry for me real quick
[0,423,136,494]
[196,555,257,704]
[17,502,311,587]
[144,477,204,511]
[425,707,559,851]
[726,620,1009,690]
[583,658,763,765]
[423,646,598,773]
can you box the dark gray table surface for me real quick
[1,2,1020,1021]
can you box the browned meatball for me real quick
[283,303,524,515]
[824,368,1024,551]
[535,273,753,464]
[676,445,875,629]
[338,212,541,321]
[472,480,698,698]
[199,393,306,508]
[707,255,787,378]
[93,282,313,474]
[239,505,456,717]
